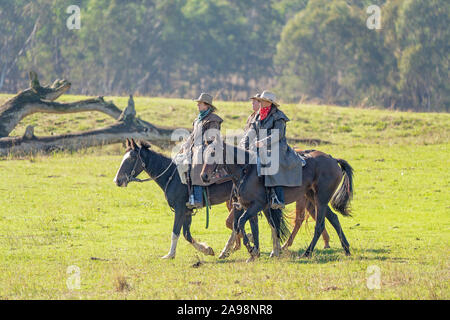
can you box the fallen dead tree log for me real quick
[0,71,125,138]
[0,95,175,156]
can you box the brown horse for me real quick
[201,141,353,260]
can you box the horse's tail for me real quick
[269,208,291,244]
[330,158,354,217]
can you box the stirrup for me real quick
[271,201,285,210]
[271,194,285,210]
[186,201,202,209]
[186,194,202,209]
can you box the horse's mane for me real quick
[140,143,171,161]
[134,142,174,178]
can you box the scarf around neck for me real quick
[259,105,272,121]
[198,107,212,121]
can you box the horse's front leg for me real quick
[162,209,185,259]
[219,207,244,259]
[237,203,262,262]
[301,202,327,258]
[183,213,215,256]
[226,203,243,252]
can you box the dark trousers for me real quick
[193,185,203,205]
[274,186,285,203]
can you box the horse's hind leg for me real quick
[301,201,327,258]
[282,198,307,250]
[325,206,351,255]
[306,201,330,249]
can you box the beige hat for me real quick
[253,90,280,107]
[193,92,216,110]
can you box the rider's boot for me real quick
[187,185,203,209]
[271,186,285,210]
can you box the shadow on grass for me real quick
[205,247,407,265]
[288,247,410,264]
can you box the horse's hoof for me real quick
[298,252,311,259]
[218,251,230,259]
[251,248,260,258]
[161,253,175,259]
[205,247,215,256]
[324,244,330,249]
[345,251,351,256]
[269,251,280,258]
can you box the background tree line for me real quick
[0,0,448,111]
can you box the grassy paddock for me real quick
[0,94,449,299]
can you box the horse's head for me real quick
[113,138,150,187]
[201,139,225,184]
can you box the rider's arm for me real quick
[240,122,257,150]
[256,119,286,148]
[203,120,221,145]
[180,121,196,153]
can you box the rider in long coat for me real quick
[243,90,305,209]
[180,93,223,208]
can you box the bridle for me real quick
[124,147,178,212]
[126,147,173,184]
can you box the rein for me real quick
[126,147,178,212]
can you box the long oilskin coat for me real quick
[247,107,303,187]
[181,111,223,186]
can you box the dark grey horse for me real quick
[113,138,289,260]
[201,140,354,260]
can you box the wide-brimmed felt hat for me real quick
[253,90,280,107]
[193,92,216,110]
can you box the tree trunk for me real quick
[0,95,175,156]
[0,71,125,137]
[0,72,180,156]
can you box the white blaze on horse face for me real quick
[113,151,131,186]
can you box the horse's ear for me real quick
[126,138,130,148]
[139,140,151,149]
[130,138,137,149]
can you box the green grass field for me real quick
[0,94,449,299]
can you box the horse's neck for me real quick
[143,149,173,188]
[224,143,253,179]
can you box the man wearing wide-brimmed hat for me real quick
[179,92,223,209]
[238,93,260,150]
[244,90,305,209]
